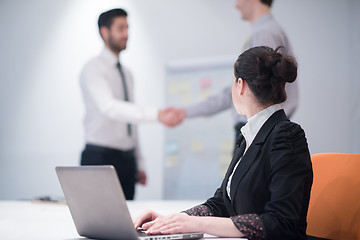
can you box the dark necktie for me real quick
[116,62,132,136]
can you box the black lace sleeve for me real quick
[182,204,214,216]
[230,214,266,240]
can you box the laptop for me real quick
[56,166,203,240]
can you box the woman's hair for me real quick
[234,46,297,105]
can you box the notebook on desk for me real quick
[55,166,203,240]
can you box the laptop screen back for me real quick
[56,166,138,240]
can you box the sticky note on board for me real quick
[167,81,193,104]
[199,77,212,88]
[200,88,212,100]
[180,93,192,105]
[165,155,179,168]
[190,139,204,153]
[167,81,192,95]
[220,140,234,152]
[166,140,179,154]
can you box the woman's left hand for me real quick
[142,212,200,235]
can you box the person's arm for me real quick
[185,86,232,118]
[140,213,245,238]
[133,180,233,234]
[80,62,158,124]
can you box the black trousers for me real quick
[80,144,137,200]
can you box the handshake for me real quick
[158,107,186,127]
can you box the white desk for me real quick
[0,200,246,240]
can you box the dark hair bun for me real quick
[234,46,298,105]
[257,47,297,85]
[274,55,297,83]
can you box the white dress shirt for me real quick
[226,104,283,199]
[79,47,158,170]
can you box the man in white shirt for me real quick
[79,8,177,200]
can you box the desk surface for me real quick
[0,200,246,240]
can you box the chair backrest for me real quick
[307,153,360,239]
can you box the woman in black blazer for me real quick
[134,46,313,240]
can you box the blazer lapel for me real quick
[230,144,260,201]
[223,135,246,215]
[224,135,246,182]
[229,110,289,202]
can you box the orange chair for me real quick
[307,153,360,240]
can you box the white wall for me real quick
[276,1,353,155]
[349,0,360,153]
[0,0,359,200]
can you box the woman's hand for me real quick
[134,210,244,238]
[133,210,162,230]
[141,212,199,235]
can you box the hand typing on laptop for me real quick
[133,209,243,238]
[134,211,197,235]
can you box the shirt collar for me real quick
[241,104,282,149]
[101,47,119,66]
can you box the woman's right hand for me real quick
[133,210,162,229]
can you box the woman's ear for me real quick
[237,77,245,95]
